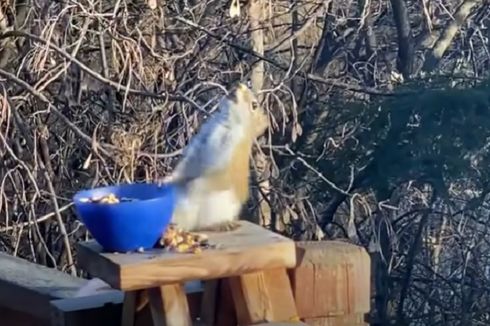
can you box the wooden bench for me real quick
[0,228,372,326]
[50,281,204,326]
[0,251,212,326]
[291,241,371,326]
[0,251,86,324]
[0,251,123,326]
[76,221,300,326]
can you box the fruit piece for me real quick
[289,316,301,322]
[192,247,202,254]
[185,234,194,243]
[176,243,190,252]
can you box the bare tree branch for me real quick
[422,0,483,73]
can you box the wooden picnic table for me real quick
[76,221,300,326]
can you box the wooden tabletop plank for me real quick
[76,221,296,291]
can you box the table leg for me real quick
[148,283,192,326]
[215,279,238,326]
[200,280,218,325]
[122,291,137,326]
[228,268,299,325]
[199,279,237,326]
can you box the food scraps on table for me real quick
[158,224,210,254]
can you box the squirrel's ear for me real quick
[236,82,249,91]
[226,82,254,106]
[231,83,252,104]
[226,84,240,103]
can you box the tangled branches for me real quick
[1,0,490,324]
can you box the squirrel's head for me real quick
[227,82,269,138]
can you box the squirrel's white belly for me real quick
[195,189,241,229]
[171,181,241,231]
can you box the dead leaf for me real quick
[82,152,92,170]
[147,0,157,10]
[291,122,303,143]
[229,0,240,18]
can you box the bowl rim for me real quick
[72,181,175,207]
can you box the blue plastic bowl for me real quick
[72,182,176,252]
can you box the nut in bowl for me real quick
[73,182,176,253]
[78,193,136,204]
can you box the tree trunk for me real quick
[248,0,271,227]
[390,0,414,79]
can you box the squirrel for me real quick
[161,82,269,232]
[132,83,269,313]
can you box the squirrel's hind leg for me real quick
[197,220,241,232]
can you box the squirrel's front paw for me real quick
[199,221,241,232]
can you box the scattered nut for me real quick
[158,224,210,254]
[192,247,202,254]
[176,243,190,252]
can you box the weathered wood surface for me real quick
[253,323,309,325]
[148,283,193,326]
[50,291,123,326]
[290,241,370,319]
[70,284,203,326]
[229,268,298,324]
[214,279,237,326]
[121,291,138,326]
[199,280,219,325]
[304,313,367,326]
[1,306,47,326]
[76,221,297,291]
[0,251,87,320]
